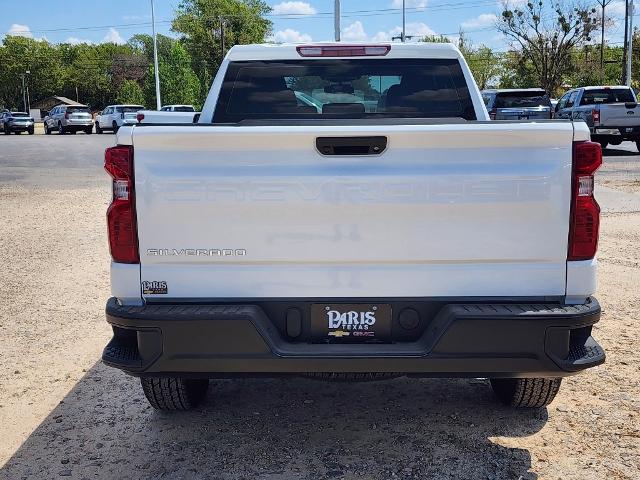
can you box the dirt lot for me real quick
[0,135,638,479]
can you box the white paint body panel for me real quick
[108,44,596,303]
[131,122,579,299]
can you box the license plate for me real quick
[626,128,633,133]
[310,304,392,342]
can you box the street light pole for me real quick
[334,0,340,42]
[151,0,162,110]
[628,0,634,87]
[402,0,406,42]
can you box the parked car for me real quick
[160,104,196,112]
[482,88,553,120]
[95,105,144,133]
[1,111,35,135]
[44,104,93,135]
[555,86,640,151]
[102,42,605,411]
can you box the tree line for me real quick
[0,0,638,112]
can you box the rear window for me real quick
[580,88,636,105]
[11,112,29,117]
[494,91,551,108]
[67,106,90,113]
[213,59,476,123]
[173,106,195,112]
[115,106,143,113]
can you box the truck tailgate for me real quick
[599,104,640,127]
[132,122,575,299]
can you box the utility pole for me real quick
[151,0,162,110]
[628,0,634,86]
[334,0,340,42]
[622,0,629,84]
[598,0,613,80]
[402,0,406,42]
[219,17,226,60]
[20,70,29,112]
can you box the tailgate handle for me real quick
[316,136,387,156]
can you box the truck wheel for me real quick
[490,378,562,408]
[140,377,209,411]
[28,128,34,135]
[44,124,51,135]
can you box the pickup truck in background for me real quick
[555,86,640,151]
[482,88,553,120]
[102,43,605,411]
[135,109,200,125]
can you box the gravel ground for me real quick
[0,136,638,479]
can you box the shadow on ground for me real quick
[1,363,548,480]
[601,146,639,157]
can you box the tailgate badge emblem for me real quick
[328,330,350,338]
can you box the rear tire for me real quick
[28,127,34,135]
[140,377,209,411]
[490,378,562,408]
[44,124,51,135]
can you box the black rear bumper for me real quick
[103,297,604,378]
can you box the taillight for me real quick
[136,112,145,123]
[296,45,390,57]
[592,109,600,126]
[489,108,497,120]
[104,145,139,263]
[568,141,602,261]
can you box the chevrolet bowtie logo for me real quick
[328,330,350,338]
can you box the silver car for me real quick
[44,104,93,135]
[1,111,35,135]
[95,105,144,133]
[482,89,553,120]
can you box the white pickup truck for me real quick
[102,43,605,411]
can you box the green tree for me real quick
[144,42,200,108]
[117,80,145,105]
[172,0,272,103]
[498,1,599,94]
[0,36,65,110]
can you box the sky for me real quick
[0,0,635,52]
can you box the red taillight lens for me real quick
[105,145,139,263]
[568,141,602,261]
[592,108,600,125]
[296,45,390,57]
[136,112,145,123]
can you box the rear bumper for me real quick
[103,297,605,378]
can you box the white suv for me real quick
[95,105,144,133]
